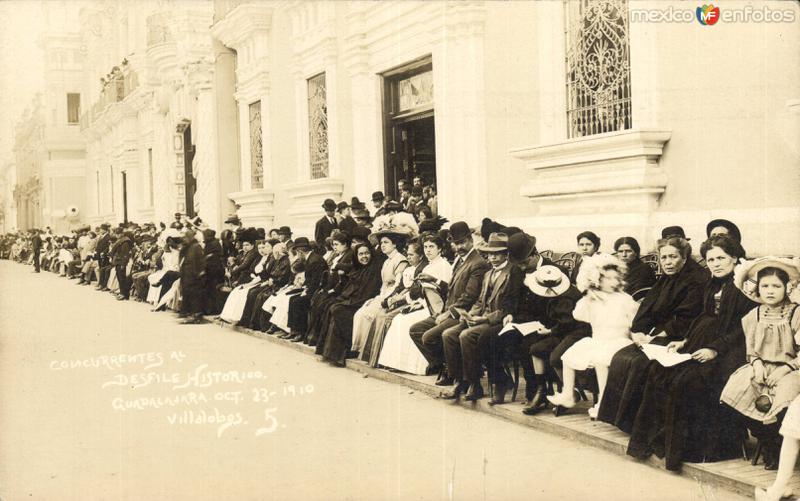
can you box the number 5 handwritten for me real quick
[255,408,278,436]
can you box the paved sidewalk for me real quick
[0,261,752,500]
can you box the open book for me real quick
[499,321,546,337]
[640,344,692,367]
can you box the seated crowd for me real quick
[3,182,800,500]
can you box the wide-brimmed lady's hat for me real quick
[525,265,570,298]
[477,232,509,253]
[733,256,800,303]
[373,224,415,240]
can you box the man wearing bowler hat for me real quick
[372,191,388,218]
[336,201,357,235]
[315,199,339,245]
[409,221,491,381]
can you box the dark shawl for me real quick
[631,261,707,339]
[623,258,657,296]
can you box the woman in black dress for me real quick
[305,231,354,346]
[613,236,657,300]
[598,236,707,431]
[319,244,383,366]
[626,235,757,471]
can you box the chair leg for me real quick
[751,439,762,466]
[510,360,520,403]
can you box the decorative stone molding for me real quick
[228,188,275,227]
[282,177,344,234]
[510,129,672,215]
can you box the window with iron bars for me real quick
[565,0,632,139]
[307,73,329,180]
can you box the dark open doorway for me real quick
[383,57,436,200]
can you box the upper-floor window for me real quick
[67,93,81,124]
[307,73,328,180]
[565,0,631,138]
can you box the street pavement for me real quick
[0,260,748,501]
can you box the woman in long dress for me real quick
[378,234,452,375]
[360,241,428,366]
[350,229,410,355]
[626,235,757,471]
[147,238,181,306]
[598,236,707,432]
[320,244,383,366]
[263,259,307,335]
[218,240,273,323]
[306,231,354,347]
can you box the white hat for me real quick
[733,256,800,304]
[525,265,570,298]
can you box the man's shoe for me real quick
[488,383,507,405]
[425,364,443,377]
[442,381,469,400]
[116,295,128,301]
[522,384,548,415]
[290,334,305,343]
[463,383,485,402]
[276,332,291,339]
[435,374,455,386]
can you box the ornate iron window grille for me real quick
[249,101,263,189]
[307,73,329,180]
[565,0,632,139]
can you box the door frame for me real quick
[381,55,434,200]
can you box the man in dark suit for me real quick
[202,229,225,314]
[314,199,338,245]
[442,233,524,402]
[110,229,133,300]
[336,201,357,235]
[179,230,207,323]
[409,221,491,378]
[371,191,388,218]
[93,224,112,289]
[287,237,327,342]
[31,229,42,273]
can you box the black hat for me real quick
[174,212,182,218]
[337,201,349,212]
[501,226,524,238]
[322,199,337,211]
[278,226,292,236]
[418,216,449,234]
[706,219,741,243]
[293,237,312,251]
[224,214,241,226]
[351,226,371,241]
[202,229,216,241]
[371,191,385,202]
[240,228,258,245]
[255,228,266,240]
[480,218,506,242]
[384,200,404,212]
[448,221,472,243]
[351,197,365,210]
[661,226,690,241]
[508,233,537,263]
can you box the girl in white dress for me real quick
[548,253,639,418]
[146,239,180,305]
[219,241,273,323]
[378,234,452,375]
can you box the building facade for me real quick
[67,0,798,255]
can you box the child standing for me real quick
[548,253,639,419]
[721,257,800,470]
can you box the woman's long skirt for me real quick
[350,298,383,354]
[377,308,430,375]
[598,338,670,433]
[626,358,745,471]
[360,306,405,367]
[219,281,261,323]
[322,302,364,366]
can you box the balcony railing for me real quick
[80,68,140,131]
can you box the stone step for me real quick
[214,319,800,500]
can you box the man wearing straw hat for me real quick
[442,232,524,402]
